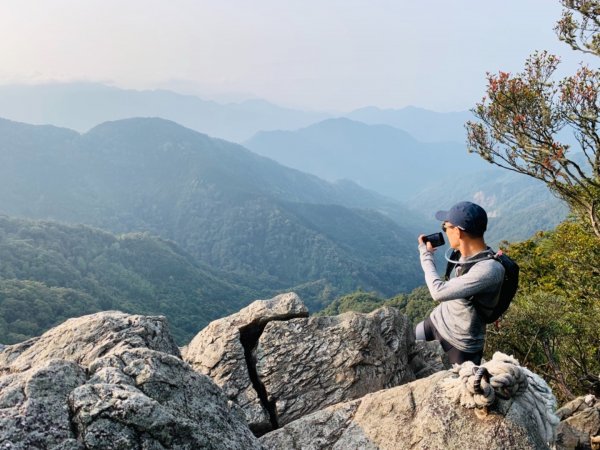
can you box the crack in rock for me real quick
[239,321,279,436]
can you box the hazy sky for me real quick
[0,1,594,112]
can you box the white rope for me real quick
[441,352,559,443]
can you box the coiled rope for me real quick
[441,352,559,443]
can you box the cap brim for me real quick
[435,210,449,221]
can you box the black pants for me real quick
[422,317,483,365]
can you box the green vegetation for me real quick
[467,1,600,238]
[318,286,435,326]
[467,0,600,403]
[0,216,257,345]
[486,219,600,401]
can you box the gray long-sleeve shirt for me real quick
[418,244,505,352]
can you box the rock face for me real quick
[1,295,561,449]
[260,352,560,449]
[183,292,309,433]
[555,395,600,449]
[255,306,416,427]
[185,293,436,435]
[0,311,260,450]
[0,312,180,373]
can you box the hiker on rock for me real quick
[415,201,505,365]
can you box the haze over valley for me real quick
[0,1,578,343]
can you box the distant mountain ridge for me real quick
[245,117,490,200]
[0,83,488,146]
[244,117,568,245]
[345,105,473,143]
[0,117,425,308]
[0,83,329,142]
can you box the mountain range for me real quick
[345,105,473,143]
[0,117,426,310]
[0,83,478,145]
[0,83,329,143]
[244,117,568,245]
[244,117,490,200]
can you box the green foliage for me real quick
[467,0,600,238]
[486,219,600,402]
[556,0,600,56]
[317,286,435,326]
[318,290,387,315]
[0,280,100,344]
[0,216,257,345]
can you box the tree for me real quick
[486,219,600,402]
[466,1,600,238]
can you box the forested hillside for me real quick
[409,169,568,246]
[0,216,259,345]
[0,117,425,308]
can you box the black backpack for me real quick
[444,248,519,323]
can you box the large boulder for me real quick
[0,311,180,374]
[183,292,309,433]
[0,311,260,450]
[260,352,560,449]
[185,294,432,435]
[255,306,417,427]
[0,359,87,449]
[555,395,600,449]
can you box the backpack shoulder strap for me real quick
[452,248,497,278]
[444,249,461,280]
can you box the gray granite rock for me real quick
[183,292,308,433]
[555,395,600,449]
[69,348,259,450]
[261,370,555,450]
[256,306,417,427]
[0,311,180,374]
[0,359,86,449]
[0,311,261,450]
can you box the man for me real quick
[415,201,505,365]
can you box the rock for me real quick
[0,311,180,374]
[260,353,559,449]
[409,340,449,379]
[0,359,86,449]
[256,306,417,427]
[185,297,421,434]
[0,311,261,449]
[69,348,259,450]
[183,292,309,433]
[555,395,600,449]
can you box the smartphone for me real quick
[422,232,445,248]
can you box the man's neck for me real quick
[459,239,487,258]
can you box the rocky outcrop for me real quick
[1,296,562,449]
[260,352,559,449]
[0,312,180,374]
[555,395,600,449]
[255,306,416,427]
[184,294,428,435]
[0,311,260,450]
[183,292,309,434]
[408,339,449,379]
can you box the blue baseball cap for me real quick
[435,201,488,236]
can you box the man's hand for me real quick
[417,234,436,252]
